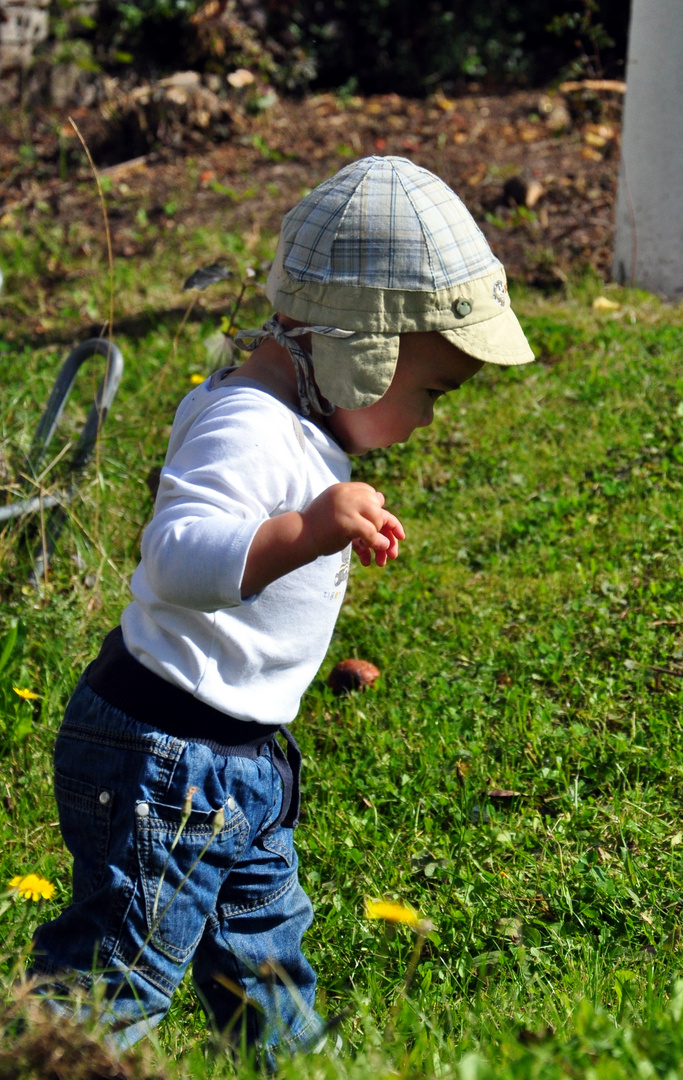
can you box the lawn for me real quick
[1,203,683,1078]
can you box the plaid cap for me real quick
[266,156,534,410]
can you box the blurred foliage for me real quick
[49,0,630,94]
[272,0,628,93]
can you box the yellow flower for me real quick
[13,687,40,701]
[190,373,205,385]
[364,898,422,927]
[9,873,55,901]
[592,295,621,312]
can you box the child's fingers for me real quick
[352,528,390,566]
[380,523,401,561]
[348,494,404,568]
[385,514,406,541]
[352,538,373,566]
[353,524,402,567]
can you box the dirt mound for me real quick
[0,998,167,1080]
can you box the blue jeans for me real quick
[31,677,322,1060]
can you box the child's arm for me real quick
[241,482,404,598]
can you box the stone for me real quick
[0,0,49,72]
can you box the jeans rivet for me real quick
[99,790,111,805]
[227,796,237,812]
[136,802,150,818]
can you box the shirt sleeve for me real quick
[140,392,305,612]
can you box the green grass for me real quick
[2,204,683,1078]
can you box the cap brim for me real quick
[440,306,534,367]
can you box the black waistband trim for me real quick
[86,626,282,753]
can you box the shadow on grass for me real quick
[2,305,229,352]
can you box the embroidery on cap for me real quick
[493,280,508,307]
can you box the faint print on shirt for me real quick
[323,545,351,600]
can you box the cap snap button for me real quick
[136,802,150,818]
[99,790,111,805]
[227,796,237,812]
[454,298,473,318]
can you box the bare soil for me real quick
[0,84,623,290]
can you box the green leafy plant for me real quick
[547,0,617,80]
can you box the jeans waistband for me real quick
[86,626,300,829]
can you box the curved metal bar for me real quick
[29,338,125,583]
[29,338,124,472]
[0,338,124,582]
[0,492,65,523]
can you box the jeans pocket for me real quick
[135,800,249,965]
[260,833,294,868]
[54,769,114,903]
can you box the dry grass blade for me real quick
[68,118,115,344]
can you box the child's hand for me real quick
[242,483,405,596]
[302,482,405,567]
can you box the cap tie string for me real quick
[233,316,353,417]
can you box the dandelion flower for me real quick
[364,898,422,927]
[190,373,205,386]
[9,873,55,901]
[13,687,39,701]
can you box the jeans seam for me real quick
[30,960,94,996]
[275,1011,321,1048]
[99,869,138,971]
[54,773,113,899]
[140,819,245,839]
[260,834,292,862]
[219,865,297,917]
[110,944,179,999]
[59,725,184,762]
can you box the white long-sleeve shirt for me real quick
[121,373,351,725]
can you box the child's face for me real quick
[325,332,484,455]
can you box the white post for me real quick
[612,0,683,299]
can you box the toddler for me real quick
[31,155,533,1062]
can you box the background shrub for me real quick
[52,0,630,95]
